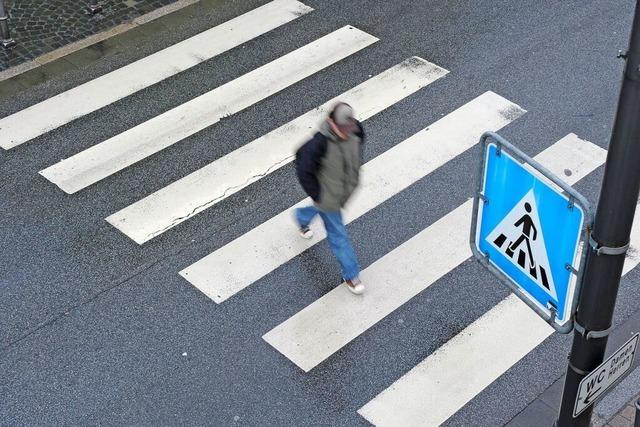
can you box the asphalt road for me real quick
[1,0,638,425]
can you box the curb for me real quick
[0,0,226,95]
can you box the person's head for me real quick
[328,102,357,139]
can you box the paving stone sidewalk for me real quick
[605,395,638,427]
[0,0,181,71]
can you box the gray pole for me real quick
[556,1,640,425]
[87,0,103,14]
[0,0,15,49]
[635,399,640,427]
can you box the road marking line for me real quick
[179,91,525,303]
[0,0,314,150]
[39,26,378,194]
[358,295,552,427]
[263,134,606,374]
[106,57,449,244]
[356,135,608,427]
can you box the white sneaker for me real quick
[345,277,365,295]
[299,226,314,239]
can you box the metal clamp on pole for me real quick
[589,234,630,256]
[573,321,613,340]
[568,359,590,376]
[0,0,16,49]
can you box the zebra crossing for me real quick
[1,0,616,424]
[106,57,449,244]
[262,134,605,373]
[179,91,524,303]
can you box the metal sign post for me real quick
[0,0,16,49]
[557,0,640,424]
[470,132,591,333]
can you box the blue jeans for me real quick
[295,205,360,281]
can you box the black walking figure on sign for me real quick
[505,202,537,268]
[492,201,551,290]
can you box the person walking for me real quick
[294,102,365,295]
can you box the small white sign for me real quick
[574,333,639,417]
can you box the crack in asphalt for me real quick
[0,155,298,353]
[0,253,168,353]
[144,155,296,242]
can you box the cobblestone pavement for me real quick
[605,395,639,427]
[0,0,180,71]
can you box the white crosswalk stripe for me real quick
[355,135,608,426]
[359,295,552,427]
[263,134,605,373]
[179,91,525,303]
[0,0,313,150]
[106,57,449,244]
[39,25,378,194]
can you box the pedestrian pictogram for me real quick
[471,133,592,333]
[487,190,557,300]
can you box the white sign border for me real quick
[474,141,585,328]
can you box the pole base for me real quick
[87,4,103,14]
[1,38,16,49]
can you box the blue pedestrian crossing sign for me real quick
[471,133,591,333]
